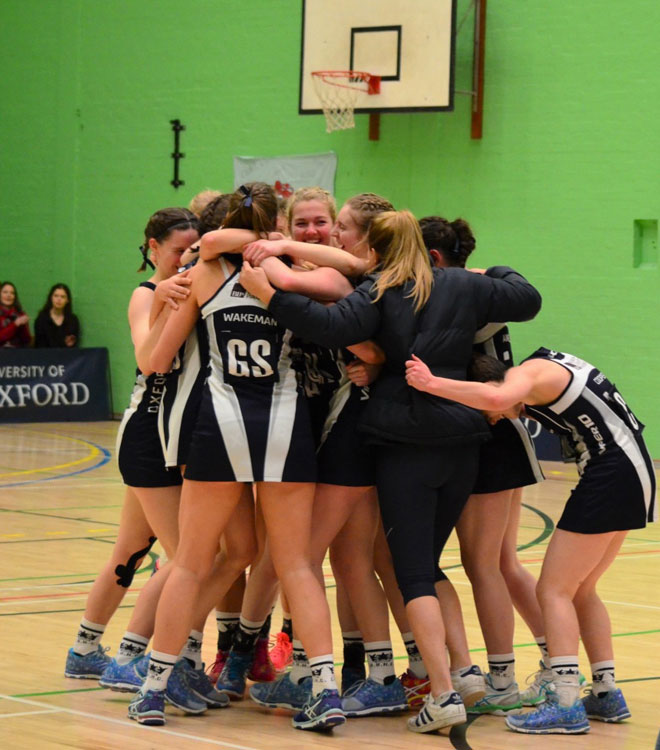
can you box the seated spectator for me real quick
[34,283,80,348]
[0,281,31,348]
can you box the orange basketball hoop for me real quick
[311,71,381,132]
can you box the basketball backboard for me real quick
[299,0,456,114]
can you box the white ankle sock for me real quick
[116,631,149,665]
[180,630,203,670]
[402,631,427,678]
[143,651,177,692]
[290,639,311,683]
[364,640,395,684]
[487,653,515,690]
[549,655,580,707]
[591,660,616,697]
[309,654,337,696]
[73,618,105,656]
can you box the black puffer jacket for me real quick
[269,266,542,446]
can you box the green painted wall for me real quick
[2,0,659,453]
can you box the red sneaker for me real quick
[269,631,293,673]
[207,649,229,686]
[247,637,277,682]
[399,668,431,709]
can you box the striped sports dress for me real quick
[184,261,316,483]
[523,347,656,533]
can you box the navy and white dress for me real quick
[523,347,656,533]
[116,282,183,488]
[292,316,375,487]
[184,260,316,483]
[472,323,544,494]
[313,348,376,487]
[158,318,208,468]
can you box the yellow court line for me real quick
[0,431,101,479]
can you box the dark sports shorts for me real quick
[472,417,544,494]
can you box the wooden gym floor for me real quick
[0,421,658,749]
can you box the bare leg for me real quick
[405,596,452,696]
[435,580,472,670]
[258,482,332,659]
[573,531,627,664]
[152,480,245,656]
[132,484,181,560]
[192,485,257,631]
[329,488,390,642]
[500,487,544,637]
[537,529,625,657]
[82,487,157,625]
[456,490,515,655]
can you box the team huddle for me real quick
[63,183,656,737]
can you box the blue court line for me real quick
[0,440,111,488]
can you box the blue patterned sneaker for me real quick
[99,655,146,692]
[341,677,408,717]
[164,660,207,714]
[292,689,346,731]
[407,691,466,733]
[182,662,230,708]
[250,672,312,710]
[128,689,165,726]
[582,688,630,722]
[215,649,253,700]
[64,646,111,679]
[468,672,522,715]
[506,695,590,734]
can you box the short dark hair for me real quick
[468,353,507,383]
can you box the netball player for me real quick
[129,183,345,732]
[405,349,656,733]
[101,204,255,710]
[64,208,198,690]
[241,193,409,717]
[419,215,546,715]
[239,209,542,732]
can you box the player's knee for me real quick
[114,536,157,588]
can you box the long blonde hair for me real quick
[369,210,433,312]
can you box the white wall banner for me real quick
[233,151,337,198]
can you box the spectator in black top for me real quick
[34,283,80,348]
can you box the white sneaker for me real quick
[467,672,522,715]
[451,664,486,707]
[407,691,466,733]
[521,661,587,707]
[521,661,553,706]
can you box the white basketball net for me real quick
[312,72,376,133]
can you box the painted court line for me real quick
[0,694,261,750]
[0,708,60,719]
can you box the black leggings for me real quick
[376,442,479,604]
